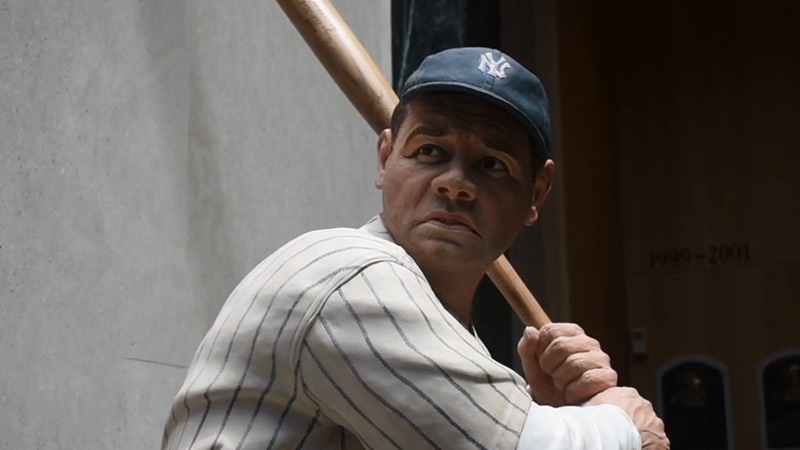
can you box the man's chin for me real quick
[409,238,489,270]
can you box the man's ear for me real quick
[525,160,555,226]
[375,129,392,190]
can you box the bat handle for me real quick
[486,255,551,327]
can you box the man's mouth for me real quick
[423,213,479,236]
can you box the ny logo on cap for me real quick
[478,52,511,79]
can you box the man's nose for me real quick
[431,163,477,202]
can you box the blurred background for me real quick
[1,0,798,448]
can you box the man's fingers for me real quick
[518,327,568,406]
[641,429,671,449]
[549,352,611,390]
[586,387,670,448]
[538,334,602,374]
[518,327,549,384]
[518,328,541,382]
[563,367,618,404]
[519,324,620,407]
[517,326,540,355]
[535,323,584,355]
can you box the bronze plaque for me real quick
[762,355,800,448]
[661,361,728,449]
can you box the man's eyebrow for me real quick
[483,135,515,153]
[406,121,528,160]
[406,123,448,142]
[482,134,527,159]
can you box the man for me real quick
[162,47,668,449]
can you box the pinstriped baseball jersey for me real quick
[161,216,532,450]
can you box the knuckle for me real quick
[542,322,583,341]
[591,369,617,386]
[542,337,569,357]
[539,331,557,349]
[549,335,572,353]
[622,386,639,395]
[547,335,563,350]
[562,352,585,366]
[562,322,584,336]
[539,323,557,338]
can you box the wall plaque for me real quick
[761,353,800,449]
[660,359,730,449]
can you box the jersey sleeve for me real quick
[515,404,641,450]
[298,260,532,450]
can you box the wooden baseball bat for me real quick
[277,0,552,328]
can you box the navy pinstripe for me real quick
[305,343,403,450]
[316,307,441,448]
[363,271,519,438]
[162,222,532,450]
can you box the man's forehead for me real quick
[401,97,531,158]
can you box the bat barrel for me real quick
[276,0,398,134]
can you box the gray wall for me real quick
[0,0,390,448]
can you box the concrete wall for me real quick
[0,0,390,448]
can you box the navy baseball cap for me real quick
[399,47,551,159]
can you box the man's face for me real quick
[375,95,554,276]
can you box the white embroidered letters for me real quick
[477,52,512,79]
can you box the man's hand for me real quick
[586,387,670,449]
[517,323,617,406]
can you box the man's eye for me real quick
[416,146,444,159]
[481,157,508,172]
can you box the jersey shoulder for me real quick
[281,226,417,272]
